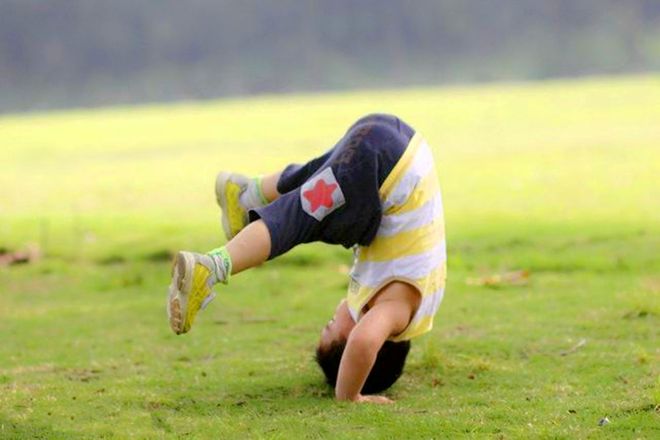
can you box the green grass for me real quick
[1,75,659,438]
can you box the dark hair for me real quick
[315,339,411,394]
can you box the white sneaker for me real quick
[167,251,218,335]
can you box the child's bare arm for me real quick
[334,294,414,403]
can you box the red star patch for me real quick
[302,179,337,213]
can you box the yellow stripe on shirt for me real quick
[386,168,440,215]
[379,132,423,199]
[390,314,435,342]
[358,216,445,262]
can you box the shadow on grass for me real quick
[139,379,332,420]
[0,414,82,440]
[132,380,336,437]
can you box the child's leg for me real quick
[215,153,330,240]
[260,172,283,203]
[251,149,334,205]
[271,113,401,196]
[219,114,402,238]
[224,219,271,274]
[259,113,404,202]
[166,220,270,335]
[250,113,414,259]
[273,150,333,194]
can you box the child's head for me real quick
[315,300,411,394]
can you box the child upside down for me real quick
[167,113,446,403]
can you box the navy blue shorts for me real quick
[250,114,415,259]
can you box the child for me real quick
[167,114,446,403]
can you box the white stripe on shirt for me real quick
[377,192,444,238]
[351,239,447,287]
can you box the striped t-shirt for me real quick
[346,132,446,342]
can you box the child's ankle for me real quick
[239,176,269,209]
[207,246,232,284]
[254,176,269,205]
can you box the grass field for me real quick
[1,75,659,439]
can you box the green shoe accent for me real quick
[255,176,269,205]
[208,246,232,284]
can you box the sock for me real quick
[207,246,232,285]
[238,176,269,210]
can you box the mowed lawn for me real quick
[0,76,658,439]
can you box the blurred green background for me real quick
[1,0,660,113]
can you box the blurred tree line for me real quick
[1,0,659,113]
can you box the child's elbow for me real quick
[347,331,383,359]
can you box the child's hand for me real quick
[355,394,394,404]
